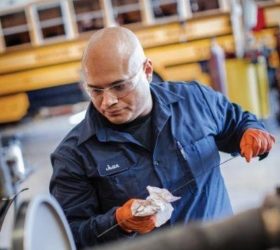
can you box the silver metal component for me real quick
[0,148,13,199]
[0,147,14,231]
[94,192,280,250]
[12,194,76,250]
[0,135,31,232]
[2,135,31,185]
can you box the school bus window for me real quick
[1,11,27,28]
[73,0,104,32]
[190,0,219,13]
[41,25,65,39]
[112,0,142,25]
[37,4,66,39]
[0,11,31,47]
[151,0,178,19]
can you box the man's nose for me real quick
[100,90,118,109]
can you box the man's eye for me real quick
[90,88,103,94]
[94,89,103,93]
[113,83,127,91]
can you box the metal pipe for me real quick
[93,192,280,250]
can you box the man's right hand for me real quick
[115,199,155,234]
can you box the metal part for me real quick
[12,194,76,250]
[0,134,31,232]
[1,135,31,185]
[0,147,13,200]
[94,192,280,250]
[0,145,14,231]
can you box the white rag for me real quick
[131,186,181,227]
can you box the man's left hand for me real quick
[240,128,275,162]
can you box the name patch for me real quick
[106,164,120,172]
[97,156,130,176]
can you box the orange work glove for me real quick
[240,128,275,162]
[115,199,155,234]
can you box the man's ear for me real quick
[145,58,153,81]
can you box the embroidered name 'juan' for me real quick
[106,164,120,171]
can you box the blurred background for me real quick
[0,0,280,249]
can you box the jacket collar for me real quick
[77,82,184,145]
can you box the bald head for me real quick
[82,27,146,80]
[81,27,154,124]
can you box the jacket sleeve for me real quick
[194,82,266,153]
[49,151,135,248]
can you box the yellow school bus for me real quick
[0,0,279,123]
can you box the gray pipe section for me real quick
[0,148,13,199]
[92,207,279,250]
[0,147,14,231]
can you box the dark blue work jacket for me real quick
[50,81,265,248]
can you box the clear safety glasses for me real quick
[86,59,147,100]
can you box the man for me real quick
[49,27,275,248]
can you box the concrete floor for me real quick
[0,99,280,249]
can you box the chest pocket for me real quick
[96,154,140,210]
[183,136,220,185]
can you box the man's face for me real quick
[84,59,153,124]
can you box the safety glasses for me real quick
[86,59,147,100]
